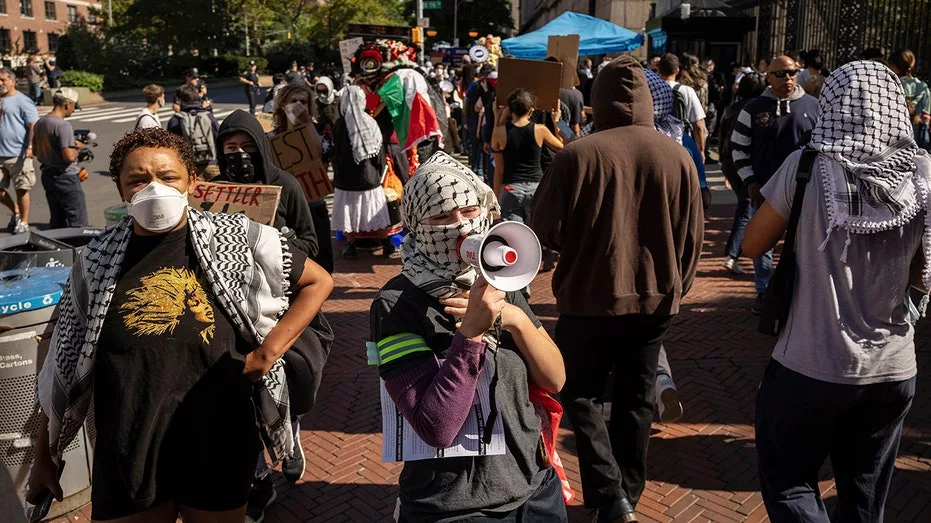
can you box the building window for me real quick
[20,0,32,18]
[66,4,76,23]
[47,32,58,52]
[22,30,36,52]
[43,0,53,20]
[0,29,9,52]
[0,1,7,15]
[88,11,95,24]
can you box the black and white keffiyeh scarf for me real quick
[400,152,500,299]
[645,69,684,144]
[809,60,931,288]
[37,209,297,465]
[340,85,383,164]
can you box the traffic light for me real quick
[411,27,423,45]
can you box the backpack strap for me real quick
[782,148,819,255]
[134,112,159,129]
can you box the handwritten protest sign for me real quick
[496,58,562,111]
[256,113,276,133]
[339,37,364,75]
[270,125,334,202]
[188,181,282,226]
[547,35,581,88]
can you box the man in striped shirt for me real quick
[729,55,819,314]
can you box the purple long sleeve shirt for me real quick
[383,332,486,448]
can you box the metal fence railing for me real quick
[754,0,931,77]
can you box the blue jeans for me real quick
[468,120,483,176]
[30,83,42,104]
[499,181,539,223]
[756,360,914,523]
[750,204,773,293]
[41,169,87,228]
[724,171,751,260]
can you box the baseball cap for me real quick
[186,68,200,78]
[55,87,81,109]
[249,60,256,66]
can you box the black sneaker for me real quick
[7,213,21,233]
[382,239,400,259]
[245,477,277,523]
[752,293,766,315]
[282,434,306,483]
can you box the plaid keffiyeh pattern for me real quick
[400,151,500,298]
[341,85,383,164]
[37,209,297,466]
[809,60,931,287]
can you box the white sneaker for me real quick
[655,374,684,423]
[724,256,745,275]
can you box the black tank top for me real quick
[502,121,544,184]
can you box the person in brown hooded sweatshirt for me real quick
[531,56,704,523]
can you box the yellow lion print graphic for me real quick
[120,267,216,344]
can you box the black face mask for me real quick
[222,152,261,184]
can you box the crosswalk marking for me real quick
[38,104,242,125]
[111,107,176,124]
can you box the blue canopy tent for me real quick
[501,12,644,59]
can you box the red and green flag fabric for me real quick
[378,69,443,152]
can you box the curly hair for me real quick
[109,128,198,182]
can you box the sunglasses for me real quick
[770,69,799,79]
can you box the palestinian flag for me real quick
[378,69,443,152]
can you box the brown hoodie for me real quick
[530,56,704,317]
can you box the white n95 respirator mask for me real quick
[126,181,188,233]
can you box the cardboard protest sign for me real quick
[547,34,581,88]
[188,181,282,226]
[496,58,562,111]
[270,125,334,202]
[256,113,276,133]
[339,37,364,74]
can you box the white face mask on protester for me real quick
[285,102,309,126]
[126,181,188,233]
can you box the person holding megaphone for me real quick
[369,152,568,522]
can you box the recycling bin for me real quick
[0,266,92,519]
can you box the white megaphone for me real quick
[457,221,542,292]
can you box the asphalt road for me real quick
[10,85,261,231]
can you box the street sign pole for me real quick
[453,0,459,48]
[416,0,425,64]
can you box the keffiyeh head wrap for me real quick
[644,69,684,144]
[316,76,336,105]
[810,60,931,287]
[400,152,500,298]
[340,85,383,164]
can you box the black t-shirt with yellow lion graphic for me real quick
[92,225,260,518]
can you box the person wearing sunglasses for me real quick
[729,55,820,314]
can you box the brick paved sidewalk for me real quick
[53,205,931,523]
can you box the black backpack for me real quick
[672,83,693,135]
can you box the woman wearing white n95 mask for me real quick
[26,128,333,522]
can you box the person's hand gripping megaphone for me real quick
[440,276,507,341]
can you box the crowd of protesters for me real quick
[15,41,931,523]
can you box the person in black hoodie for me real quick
[215,109,317,258]
[215,110,333,523]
